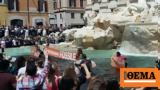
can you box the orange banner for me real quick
[120,68,160,88]
[45,47,76,61]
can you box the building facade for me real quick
[7,0,49,26]
[0,0,8,25]
[85,0,156,14]
[49,0,87,29]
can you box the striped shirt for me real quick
[17,59,48,90]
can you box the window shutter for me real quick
[38,0,44,12]
[8,0,14,11]
[16,0,19,11]
[44,1,48,12]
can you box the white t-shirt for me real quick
[1,40,5,48]
[25,30,29,37]
[17,66,26,77]
[12,39,17,46]
[37,68,43,75]
[38,29,41,34]
[42,29,46,36]
[5,29,9,37]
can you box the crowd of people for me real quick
[0,45,125,90]
[0,26,66,49]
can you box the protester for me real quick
[74,54,93,90]
[75,48,83,60]
[111,51,127,69]
[75,54,96,76]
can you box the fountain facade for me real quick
[62,0,160,52]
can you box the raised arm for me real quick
[81,64,91,79]
[39,49,49,78]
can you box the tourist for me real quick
[36,60,44,74]
[44,63,61,90]
[87,76,106,90]
[43,28,47,36]
[9,56,26,75]
[0,53,3,60]
[17,57,35,78]
[106,80,120,90]
[25,29,29,39]
[1,38,6,53]
[38,28,42,36]
[59,66,78,90]
[0,60,16,90]
[0,27,4,38]
[5,27,9,37]
[16,51,49,89]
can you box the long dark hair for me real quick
[26,60,37,76]
[48,63,56,83]
[15,56,26,70]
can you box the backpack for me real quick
[77,59,92,85]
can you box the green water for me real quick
[1,46,32,57]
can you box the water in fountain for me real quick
[119,23,159,57]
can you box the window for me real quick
[109,0,118,1]
[53,24,57,28]
[60,14,62,19]
[71,13,75,19]
[59,0,61,8]
[38,0,47,12]
[38,0,44,12]
[81,13,84,19]
[146,0,155,2]
[69,0,76,7]
[44,1,48,12]
[35,19,43,23]
[55,15,57,19]
[80,0,83,8]
[129,0,138,3]
[53,1,57,9]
